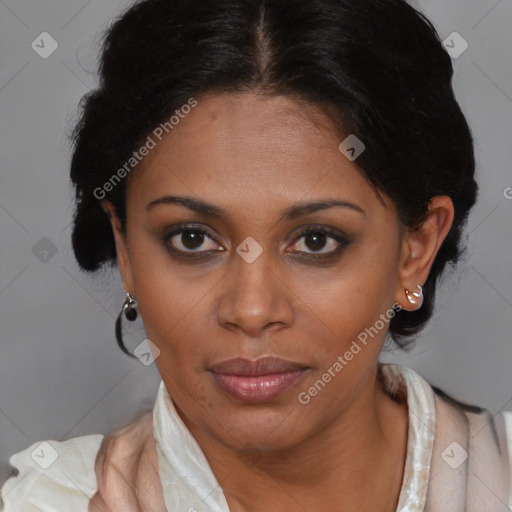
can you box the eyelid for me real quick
[163,222,218,238]
[291,224,348,240]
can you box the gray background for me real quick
[1,0,511,484]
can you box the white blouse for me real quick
[1,363,511,511]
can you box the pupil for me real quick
[182,230,204,249]
[305,232,326,251]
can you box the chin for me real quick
[210,403,309,452]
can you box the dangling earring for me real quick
[405,285,423,308]
[115,292,138,358]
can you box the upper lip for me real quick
[209,357,309,376]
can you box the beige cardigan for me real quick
[1,364,511,511]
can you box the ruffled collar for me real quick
[152,363,436,512]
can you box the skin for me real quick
[100,91,454,511]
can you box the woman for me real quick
[1,0,511,510]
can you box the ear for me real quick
[101,200,135,296]
[395,196,454,311]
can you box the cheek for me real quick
[291,274,394,414]
[288,247,400,404]
[125,239,205,351]
[297,243,398,342]
[137,282,214,405]
[137,278,211,364]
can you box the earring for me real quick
[115,292,138,358]
[122,292,138,321]
[405,285,423,308]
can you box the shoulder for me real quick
[470,408,512,507]
[0,434,103,512]
[431,385,512,507]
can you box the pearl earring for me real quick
[405,285,423,308]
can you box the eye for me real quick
[289,226,348,257]
[161,224,348,261]
[163,225,224,256]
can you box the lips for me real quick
[208,357,310,403]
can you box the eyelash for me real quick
[161,224,349,262]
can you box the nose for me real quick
[216,248,294,338]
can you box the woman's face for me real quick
[106,92,444,453]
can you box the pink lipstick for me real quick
[208,357,309,403]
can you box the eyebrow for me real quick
[146,195,366,221]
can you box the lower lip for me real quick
[209,370,308,403]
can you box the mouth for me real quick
[208,357,310,404]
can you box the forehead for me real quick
[126,92,392,221]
